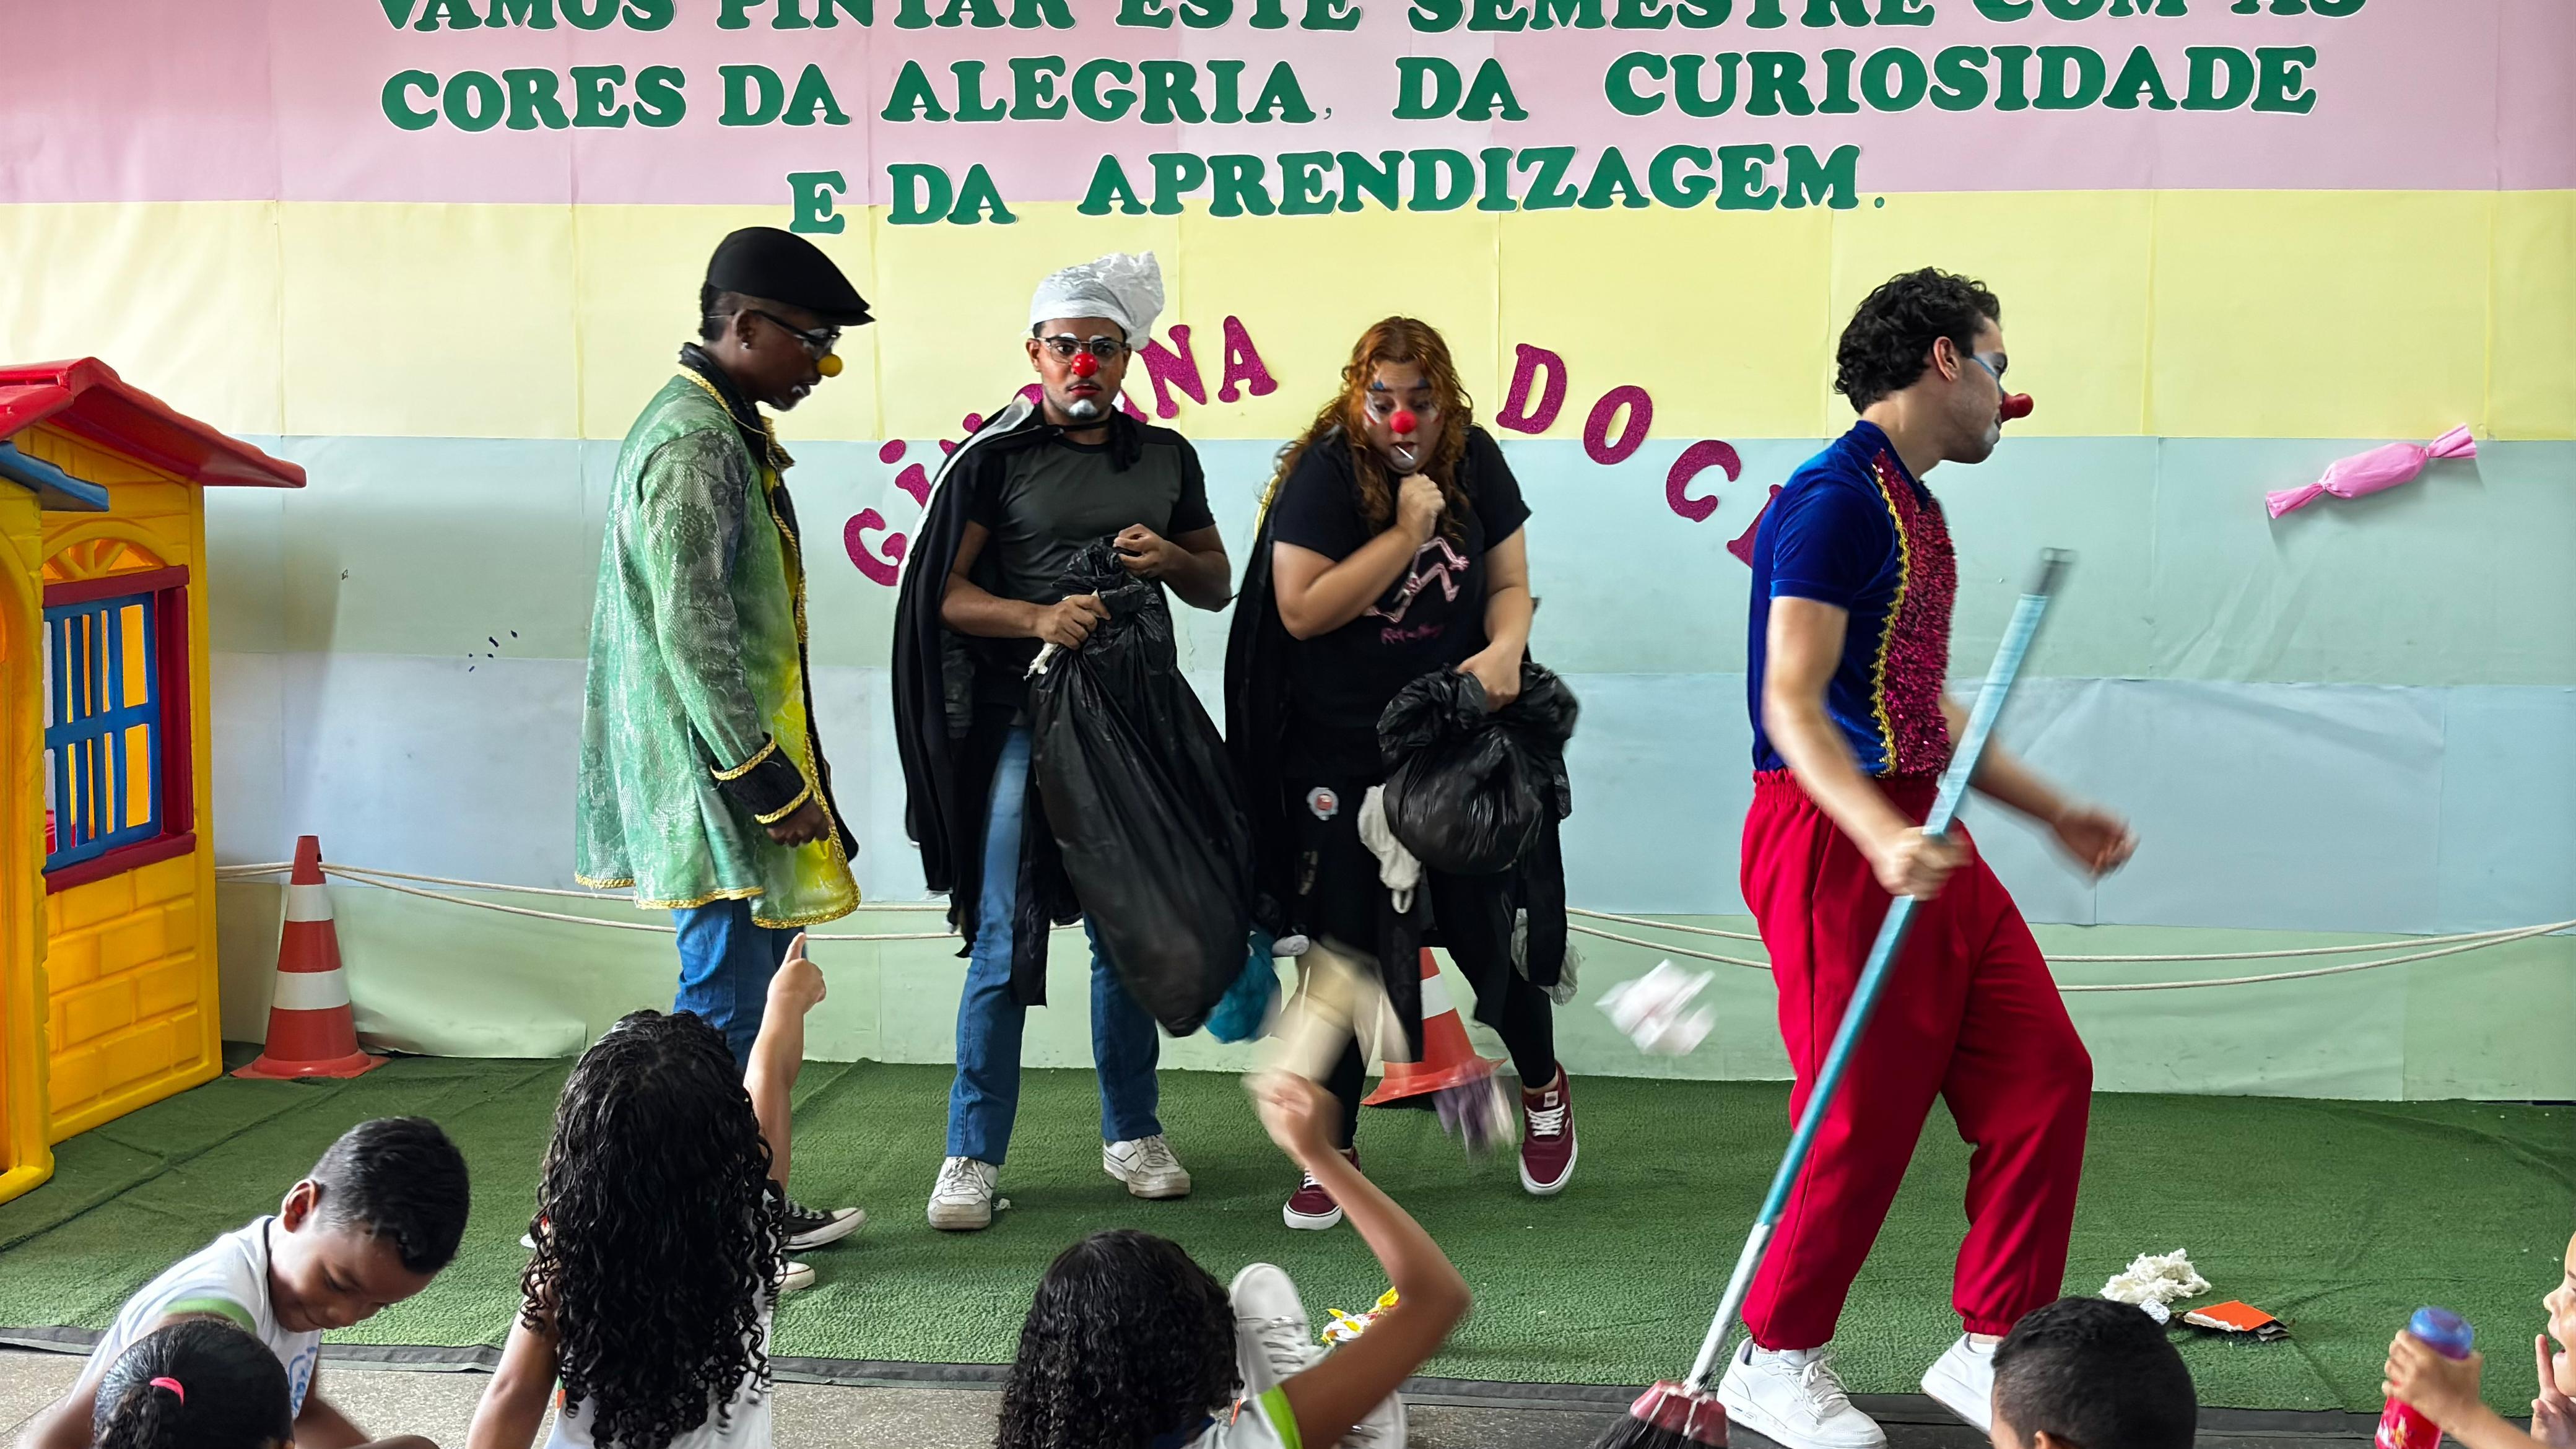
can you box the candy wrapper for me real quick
[1597,960,1717,1056]
[2101,1248,2210,1325]
[2183,1300,2289,1341]
[2265,426,2475,519]
[1320,1288,1400,1346]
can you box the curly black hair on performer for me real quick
[996,1229,1240,1449]
[524,1011,784,1449]
[1834,268,2001,411]
[93,1319,293,1449]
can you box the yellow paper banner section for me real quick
[1,193,2567,445]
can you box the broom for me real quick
[1591,549,2072,1449]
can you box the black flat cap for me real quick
[705,227,873,327]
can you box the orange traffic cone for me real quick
[235,837,385,1081]
[1363,949,1503,1106]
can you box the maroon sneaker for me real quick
[1283,1148,1358,1230]
[1518,1067,1577,1195]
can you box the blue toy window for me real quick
[42,590,166,871]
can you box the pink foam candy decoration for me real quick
[2265,426,2476,519]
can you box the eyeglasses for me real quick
[1038,335,1126,362]
[746,310,840,360]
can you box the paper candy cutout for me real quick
[2265,426,2476,519]
[1320,1288,1401,1346]
[1598,960,1717,1056]
[2183,1300,2289,1341]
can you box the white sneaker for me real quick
[1714,1339,1887,1449]
[1230,1264,1406,1447]
[1103,1135,1193,1199]
[928,1157,1003,1231]
[1920,1334,1997,1431]
[1230,1263,1318,1395]
[778,1260,816,1294]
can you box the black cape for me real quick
[1221,445,1570,1053]
[894,398,1154,1005]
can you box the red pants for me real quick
[1739,770,2091,1350]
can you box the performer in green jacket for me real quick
[576,227,869,1276]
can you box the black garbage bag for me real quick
[1378,663,1579,876]
[1027,538,1253,1035]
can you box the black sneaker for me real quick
[783,1198,865,1252]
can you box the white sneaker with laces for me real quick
[928,1156,1003,1231]
[1229,1263,1405,1447]
[1920,1334,1998,1431]
[1714,1339,1887,1449]
[778,1260,816,1294]
[1230,1263,1318,1395]
[1103,1135,1193,1199]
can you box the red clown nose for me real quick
[2000,393,2034,422]
[1069,351,1100,378]
[1389,409,1417,437]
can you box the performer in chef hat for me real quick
[892,250,1234,1234]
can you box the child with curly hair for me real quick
[90,1319,297,1449]
[468,935,832,1449]
[996,1071,1471,1449]
[2380,1229,2576,1449]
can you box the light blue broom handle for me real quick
[1682,548,2070,1391]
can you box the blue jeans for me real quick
[673,898,796,1073]
[947,727,1163,1164]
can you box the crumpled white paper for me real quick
[1027,250,1164,342]
[2101,1249,2211,1325]
[1596,960,1716,1056]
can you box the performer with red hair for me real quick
[1226,317,1576,1231]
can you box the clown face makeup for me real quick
[1029,318,1130,426]
[1362,361,1437,472]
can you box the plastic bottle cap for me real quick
[2409,1306,2475,1359]
[1389,409,1418,437]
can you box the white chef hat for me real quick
[1027,251,1164,344]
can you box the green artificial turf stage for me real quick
[0,1054,2565,1415]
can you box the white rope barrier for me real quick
[216,859,2568,993]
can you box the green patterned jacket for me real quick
[575,361,856,928]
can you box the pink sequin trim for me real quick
[1869,450,1957,776]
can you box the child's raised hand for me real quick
[1250,1070,1336,1164]
[2537,1333,2575,1447]
[2383,1331,2484,1429]
[767,933,827,1017]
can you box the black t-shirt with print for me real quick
[1269,425,1529,775]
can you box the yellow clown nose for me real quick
[816,352,844,378]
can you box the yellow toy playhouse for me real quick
[0,358,302,1204]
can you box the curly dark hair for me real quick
[1834,268,2001,412]
[996,1230,1240,1449]
[525,1011,783,1449]
[310,1116,471,1274]
[94,1319,292,1449]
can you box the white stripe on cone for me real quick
[1419,970,1456,1020]
[285,883,334,923]
[270,970,352,1013]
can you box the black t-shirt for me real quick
[1269,425,1530,772]
[964,422,1214,708]
[968,428,1214,606]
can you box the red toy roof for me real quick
[0,359,303,489]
